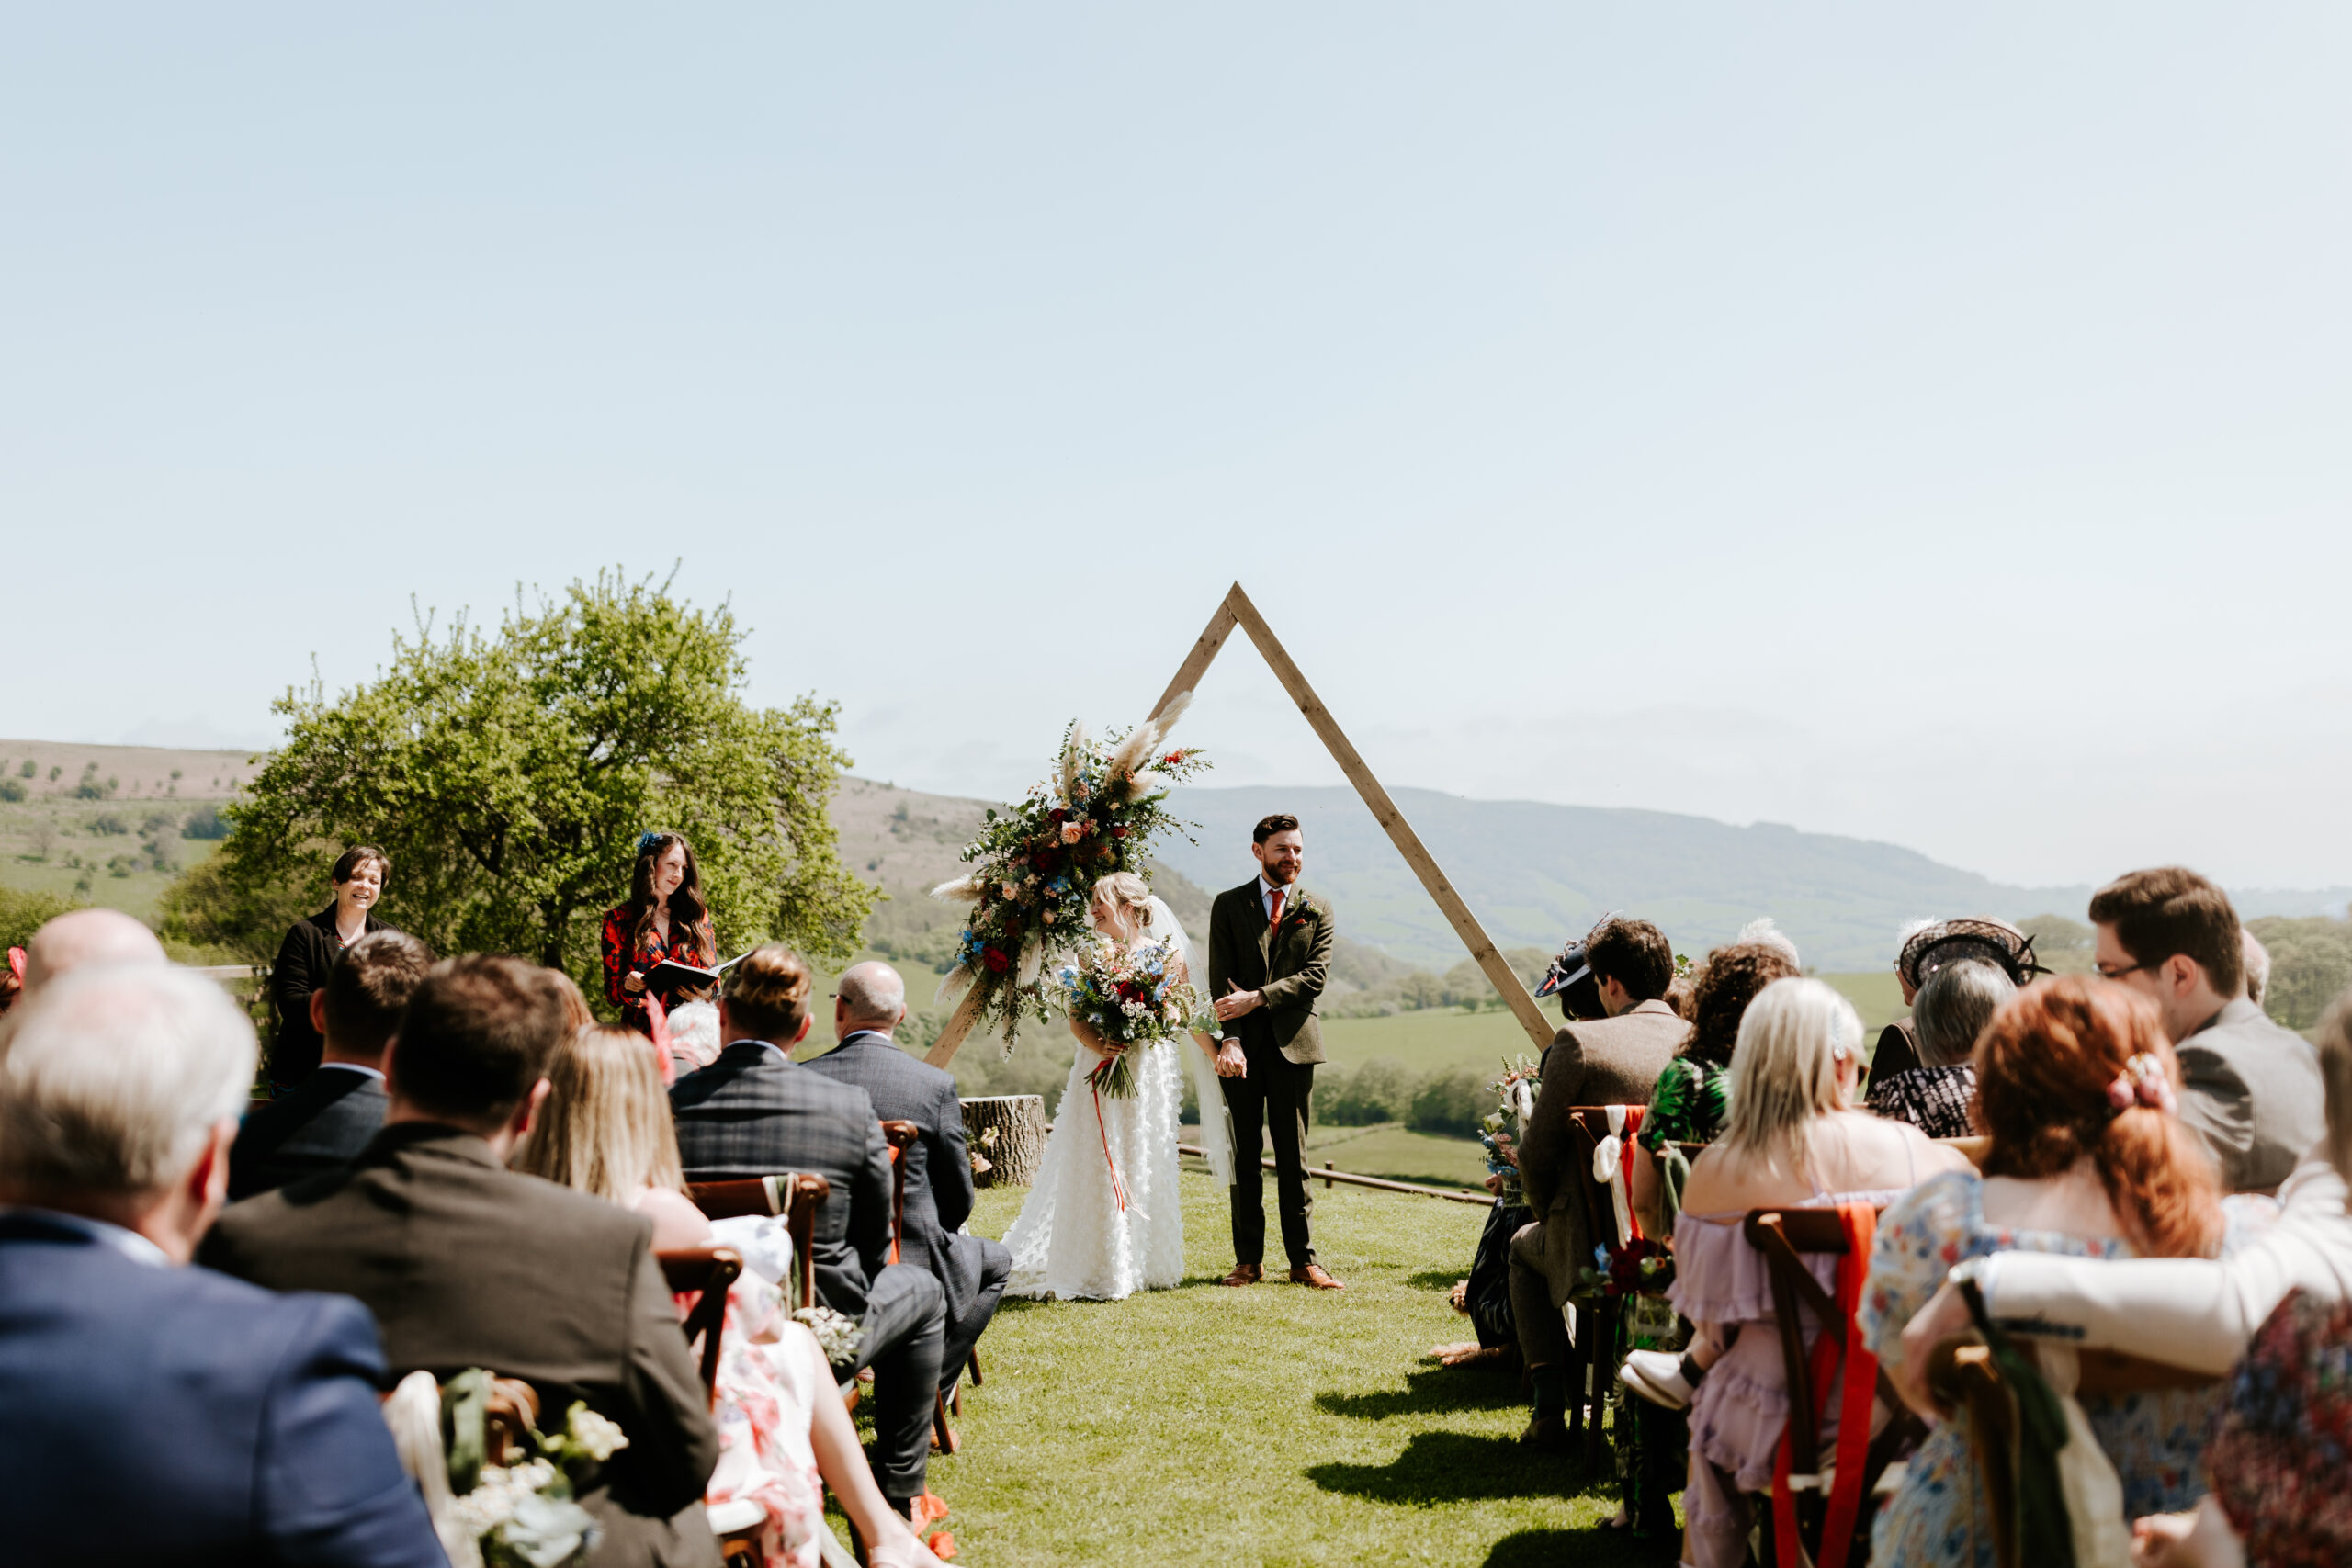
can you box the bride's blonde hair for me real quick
[1091,872,1153,937]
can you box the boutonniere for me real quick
[1286,891,1321,922]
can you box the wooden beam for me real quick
[922,981,989,1069]
[1150,598,1239,726]
[1221,582,1556,1053]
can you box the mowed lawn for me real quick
[893,1169,1646,1568]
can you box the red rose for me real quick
[982,947,1011,976]
[1048,807,1067,823]
[1112,826,1128,839]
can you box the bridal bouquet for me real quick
[1056,936,1219,1098]
[933,694,1211,1055]
[1478,1054,1542,1202]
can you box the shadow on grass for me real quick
[1315,1361,1524,1420]
[1481,1529,1657,1567]
[1405,1268,1466,1292]
[1306,1430,1605,1504]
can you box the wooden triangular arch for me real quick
[923,581,1555,1066]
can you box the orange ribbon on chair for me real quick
[1771,1201,1881,1568]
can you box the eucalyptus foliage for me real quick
[168,572,872,998]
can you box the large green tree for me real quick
[167,571,872,999]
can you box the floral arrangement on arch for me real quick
[933,694,1210,1055]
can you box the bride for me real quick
[1001,871,1235,1301]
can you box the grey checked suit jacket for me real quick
[669,1040,896,1316]
[800,1031,987,1327]
[2175,998,2328,1193]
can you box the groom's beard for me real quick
[1263,863,1302,886]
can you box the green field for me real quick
[1319,1009,1548,1074]
[1302,1123,1492,1190]
[902,1169,1637,1567]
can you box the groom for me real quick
[1209,814,1343,1290]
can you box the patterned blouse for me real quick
[600,904,714,1032]
[2205,1288,2352,1568]
[1867,1064,1978,1141]
[1859,1171,2233,1566]
[1640,1056,1732,1152]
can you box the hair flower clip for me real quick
[637,830,666,857]
[2105,1053,2177,1117]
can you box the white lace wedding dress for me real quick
[1000,897,1235,1302]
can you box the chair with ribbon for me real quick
[686,1173,831,1312]
[1924,1278,2215,1568]
[1565,1104,1654,1466]
[657,1247,746,1408]
[1743,1205,1926,1568]
[875,1119,962,1457]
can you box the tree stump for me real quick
[961,1095,1046,1189]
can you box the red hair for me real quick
[1973,975,2222,1259]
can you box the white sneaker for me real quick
[1619,1348,1695,1410]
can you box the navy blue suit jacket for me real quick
[229,1066,389,1201]
[800,1031,987,1323]
[0,1210,443,1568]
[670,1040,896,1316]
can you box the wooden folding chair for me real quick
[1925,1290,2218,1568]
[686,1173,831,1310]
[658,1247,745,1409]
[1564,1107,1650,1468]
[1743,1208,1926,1568]
[875,1118,964,1456]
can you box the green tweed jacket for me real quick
[1205,878,1334,1066]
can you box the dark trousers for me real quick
[1221,1040,1317,1269]
[939,1236,1012,1398]
[849,1261,946,1502]
[1468,1200,1532,1349]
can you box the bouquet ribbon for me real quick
[1091,1080,1129,1213]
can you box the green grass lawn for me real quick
[900,1169,1644,1568]
[1319,1010,1547,1074]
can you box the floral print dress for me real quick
[1857,1170,2229,1568]
[2203,1288,2352,1568]
[1640,1056,1732,1152]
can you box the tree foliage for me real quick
[2246,915,2352,1032]
[165,571,873,1000]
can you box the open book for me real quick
[642,949,754,996]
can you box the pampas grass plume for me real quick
[932,874,986,903]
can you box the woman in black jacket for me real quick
[268,845,391,1084]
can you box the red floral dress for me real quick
[2204,1288,2352,1567]
[600,905,712,1035]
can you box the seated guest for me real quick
[1668,977,1970,1568]
[2240,926,2271,1009]
[802,961,1011,1407]
[1874,917,2043,1085]
[1900,987,2352,1568]
[666,988,724,1076]
[0,964,443,1566]
[270,845,394,1084]
[2090,867,2324,1191]
[1866,957,2011,1140]
[229,930,431,1200]
[21,906,166,993]
[670,946,948,1524]
[517,1025,949,1568]
[202,955,723,1568]
[1510,914,1687,1450]
[1860,976,2234,1563]
[1631,938,1803,1238]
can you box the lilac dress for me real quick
[1668,1186,1910,1568]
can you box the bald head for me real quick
[835,961,907,1038]
[25,909,167,993]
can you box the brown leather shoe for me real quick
[1289,1264,1346,1291]
[1219,1263,1262,1287]
[1518,1414,1573,1452]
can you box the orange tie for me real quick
[1268,888,1285,928]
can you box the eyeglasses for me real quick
[2094,962,2155,981]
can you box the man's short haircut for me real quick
[390,955,570,1124]
[322,930,434,1058]
[723,945,814,1043]
[2088,867,2244,998]
[1585,917,1674,1002]
[836,961,906,1026]
[330,844,390,885]
[0,964,257,1195]
[1911,959,2017,1068]
[1253,814,1300,846]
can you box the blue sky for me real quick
[5,6,2348,889]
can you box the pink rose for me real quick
[1060,821,1084,844]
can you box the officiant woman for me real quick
[601,830,718,1035]
[267,844,392,1085]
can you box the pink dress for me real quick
[679,1280,831,1568]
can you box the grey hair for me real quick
[1717,976,1862,1179]
[2241,929,2272,1007]
[0,964,257,1195]
[1736,916,1801,970]
[836,961,907,1026]
[1912,960,2015,1068]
